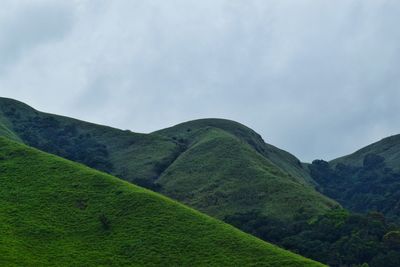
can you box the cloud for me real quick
[0,0,400,161]
[0,1,75,74]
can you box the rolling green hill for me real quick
[154,121,338,221]
[0,97,180,180]
[3,97,399,266]
[331,134,400,171]
[0,137,324,266]
[155,118,315,185]
[0,97,338,225]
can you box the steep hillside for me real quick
[155,123,338,221]
[0,97,338,223]
[331,134,400,171]
[155,118,314,185]
[0,118,20,142]
[0,137,324,266]
[308,136,400,221]
[0,97,180,189]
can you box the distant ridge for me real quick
[308,134,400,221]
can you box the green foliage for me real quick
[369,251,400,267]
[0,120,20,141]
[9,97,400,264]
[156,127,338,221]
[383,231,400,250]
[309,155,400,222]
[332,134,400,172]
[1,105,113,172]
[226,209,400,267]
[99,213,111,230]
[17,117,112,172]
[0,97,179,190]
[155,118,315,185]
[0,98,338,225]
[363,154,385,170]
[0,137,323,266]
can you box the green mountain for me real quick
[0,97,338,225]
[155,119,315,185]
[2,97,400,266]
[0,137,324,266]
[154,119,337,221]
[331,134,400,171]
[0,97,179,179]
[309,135,400,221]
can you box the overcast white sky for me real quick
[1,0,400,162]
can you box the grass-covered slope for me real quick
[155,118,315,185]
[0,118,20,142]
[155,126,338,221]
[0,97,338,223]
[0,97,180,188]
[331,134,400,171]
[0,137,324,266]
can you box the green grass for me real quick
[0,119,20,142]
[0,97,179,184]
[0,97,338,225]
[156,127,338,221]
[331,134,400,171]
[155,118,315,185]
[0,137,324,266]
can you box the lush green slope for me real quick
[308,136,400,222]
[331,134,400,171]
[0,137,324,266]
[0,97,180,187]
[0,118,20,142]
[0,97,338,224]
[155,125,338,221]
[155,118,315,185]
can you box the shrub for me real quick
[99,213,111,230]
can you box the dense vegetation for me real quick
[12,114,113,172]
[155,118,315,185]
[0,137,323,266]
[226,209,400,267]
[332,134,400,172]
[0,97,338,224]
[309,154,400,222]
[0,97,181,190]
[2,97,400,265]
[155,126,337,221]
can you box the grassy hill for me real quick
[0,97,180,181]
[154,121,338,221]
[331,134,400,171]
[308,135,400,222]
[0,97,338,224]
[0,137,324,266]
[0,118,20,142]
[155,118,315,185]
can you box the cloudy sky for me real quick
[1,0,399,162]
